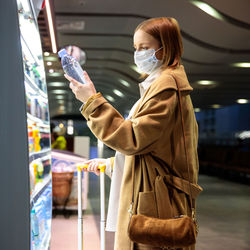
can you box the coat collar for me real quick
[132,65,193,117]
[138,67,163,96]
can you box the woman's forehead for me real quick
[133,29,157,45]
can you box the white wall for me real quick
[74,136,90,159]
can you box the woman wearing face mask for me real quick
[65,17,202,250]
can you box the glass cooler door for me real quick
[16,0,52,249]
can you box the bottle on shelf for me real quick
[33,128,41,152]
[37,160,44,182]
[28,125,35,153]
[31,208,39,248]
[30,164,36,194]
[32,162,38,185]
[32,64,43,90]
[26,93,31,114]
[58,48,86,84]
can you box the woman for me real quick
[65,17,202,250]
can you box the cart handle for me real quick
[77,164,106,173]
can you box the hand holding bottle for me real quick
[64,71,97,103]
[82,158,106,176]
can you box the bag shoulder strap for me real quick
[175,80,194,212]
[130,80,196,219]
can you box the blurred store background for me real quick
[1,0,250,250]
[42,0,250,179]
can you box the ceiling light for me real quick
[47,62,52,66]
[211,104,221,109]
[57,100,65,104]
[236,131,250,140]
[194,108,201,112]
[49,72,63,77]
[44,52,50,56]
[119,79,130,87]
[59,105,65,110]
[190,0,224,21]
[59,123,64,128]
[51,90,68,94]
[45,0,57,53]
[49,69,54,73]
[44,56,58,62]
[237,99,249,104]
[197,80,215,85]
[130,65,142,74]
[113,89,124,97]
[48,82,66,87]
[54,95,65,99]
[231,62,250,68]
[105,95,115,102]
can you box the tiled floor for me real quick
[51,174,250,250]
[50,213,98,250]
[196,175,250,250]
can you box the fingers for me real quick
[64,71,96,103]
[69,82,76,93]
[83,71,96,92]
[83,160,92,165]
[81,159,92,172]
[88,161,100,176]
[83,71,91,83]
[82,159,100,176]
[64,74,81,87]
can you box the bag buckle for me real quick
[128,202,134,218]
[192,208,199,234]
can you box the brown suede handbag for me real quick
[127,80,199,248]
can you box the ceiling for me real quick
[38,0,250,119]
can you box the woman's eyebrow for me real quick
[134,42,150,47]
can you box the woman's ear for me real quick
[155,49,163,60]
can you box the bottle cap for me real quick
[58,49,68,58]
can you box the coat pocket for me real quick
[137,191,158,218]
[154,175,177,219]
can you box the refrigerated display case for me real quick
[0,0,52,249]
[18,0,52,249]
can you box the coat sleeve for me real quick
[81,90,177,155]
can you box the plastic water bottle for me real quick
[58,48,86,84]
[31,208,39,247]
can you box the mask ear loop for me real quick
[153,46,163,61]
[156,46,163,52]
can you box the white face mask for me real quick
[134,47,163,74]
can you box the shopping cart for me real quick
[77,164,106,250]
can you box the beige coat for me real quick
[82,65,203,250]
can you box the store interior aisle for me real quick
[50,171,114,250]
[51,174,250,250]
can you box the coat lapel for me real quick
[131,65,193,119]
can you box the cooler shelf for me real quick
[30,174,52,206]
[27,113,49,127]
[29,148,51,162]
[25,72,47,100]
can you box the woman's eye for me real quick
[137,47,148,51]
[134,46,149,51]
